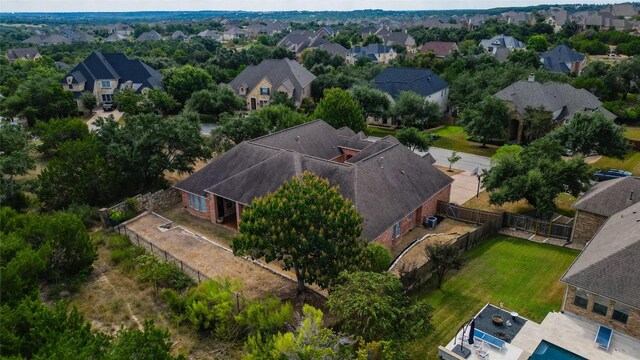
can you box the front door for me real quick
[250,98,257,110]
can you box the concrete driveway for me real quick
[86,109,124,131]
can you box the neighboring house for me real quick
[197,30,222,41]
[360,25,391,39]
[561,201,640,339]
[571,11,634,32]
[346,44,397,65]
[171,31,189,42]
[222,27,248,42]
[543,7,569,32]
[479,34,526,54]
[372,67,449,125]
[137,30,162,41]
[61,51,163,106]
[570,177,640,245]
[316,26,336,37]
[494,77,616,143]
[540,45,586,74]
[66,31,96,43]
[105,33,127,42]
[317,42,348,59]
[380,32,416,52]
[419,41,458,58]
[109,23,134,36]
[6,47,41,62]
[500,11,532,24]
[228,58,316,110]
[23,34,72,45]
[246,24,268,38]
[174,120,453,249]
[276,30,331,57]
[55,61,71,71]
[600,4,639,19]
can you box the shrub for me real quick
[66,203,99,227]
[364,243,393,273]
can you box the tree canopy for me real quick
[396,127,432,152]
[312,88,366,133]
[554,112,629,159]
[391,91,442,129]
[232,172,368,293]
[349,85,391,120]
[164,65,214,104]
[460,95,510,146]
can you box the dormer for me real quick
[238,83,247,96]
[66,76,73,84]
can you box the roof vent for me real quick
[295,136,300,143]
[630,191,634,201]
[378,156,384,169]
[528,73,535,82]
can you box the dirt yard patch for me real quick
[160,204,235,247]
[123,212,324,301]
[68,234,242,359]
[389,233,460,277]
[391,219,477,258]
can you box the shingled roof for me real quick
[228,58,315,104]
[175,120,452,241]
[373,67,449,98]
[61,51,163,95]
[540,45,585,73]
[561,201,640,309]
[572,177,640,217]
[6,47,40,61]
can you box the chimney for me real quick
[528,73,535,82]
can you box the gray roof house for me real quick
[137,30,162,41]
[479,34,526,54]
[171,30,189,42]
[346,44,397,65]
[105,33,127,42]
[494,77,615,142]
[23,34,72,45]
[540,45,586,74]
[570,176,640,245]
[317,42,348,58]
[372,67,449,115]
[61,51,163,104]
[174,120,453,249]
[561,201,640,339]
[228,58,316,110]
[381,32,416,48]
[6,47,41,62]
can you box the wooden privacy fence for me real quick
[115,223,209,284]
[503,213,573,241]
[436,200,502,224]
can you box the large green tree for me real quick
[164,65,214,104]
[554,112,629,159]
[327,271,433,342]
[312,88,366,133]
[396,127,432,152]
[425,241,465,289]
[349,85,391,120]
[483,136,592,218]
[527,35,549,52]
[0,124,35,209]
[232,172,367,293]
[522,106,553,144]
[35,117,89,157]
[460,95,510,146]
[184,87,245,119]
[391,91,442,129]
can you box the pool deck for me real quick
[438,304,640,360]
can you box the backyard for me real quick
[463,191,578,218]
[624,126,640,141]
[591,150,640,175]
[406,235,579,359]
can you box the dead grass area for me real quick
[14,149,48,183]
[124,213,326,302]
[435,165,463,176]
[391,219,477,258]
[165,158,212,185]
[68,233,242,359]
[462,191,577,218]
[389,233,460,277]
[160,204,235,247]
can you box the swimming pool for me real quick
[529,340,587,360]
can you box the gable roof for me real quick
[572,177,640,217]
[175,120,452,241]
[228,58,316,103]
[6,47,40,61]
[348,44,394,57]
[61,51,163,94]
[373,67,449,98]
[540,45,585,73]
[317,42,348,58]
[381,32,416,47]
[561,201,640,309]
[494,80,615,122]
[137,30,162,41]
[420,42,457,57]
[479,34,525,50]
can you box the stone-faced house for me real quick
[6,47,41,62]
[346,44,397,65]
[61,51,163,105]
[380,32,417,52]
[561,201,640,339]
[479,34,526,54]
[174,120,452,249]
[228,58,315,110]
[371,67,449,125]
[494,77,616,143]
[570,176,640,245]
[540,45,586,75]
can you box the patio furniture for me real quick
[474,329,506,351]
[510,311,519,321]
[595,325,613,351]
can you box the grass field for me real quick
[429,126,499,157]
[591,150,640,175]
[624,126,640,141]
[406,235,579,359]
[365,125,397,138]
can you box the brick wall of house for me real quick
[571,210,607,245]
[180,192,211,220]
[373,184,452,250]
[563,286,640,339]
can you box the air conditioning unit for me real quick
[424,216,438,229]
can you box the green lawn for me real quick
[428,126,499,157]
[364,125,397,138]
[591,150,640,175]
[406,235,579,359]
[624,126,640,141]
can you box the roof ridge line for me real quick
[355,142,400,163]
[204,149,285,194]
[248,119,324,142]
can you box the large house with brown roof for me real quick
[570,176,640,245]
[561,201,640,339]
[174,120,452,249]
[419,42,458,58]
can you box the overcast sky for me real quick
[0,0,631,13]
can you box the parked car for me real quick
[102,101,115,111]
[594,169,632,181]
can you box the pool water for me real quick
[529,340,587,360]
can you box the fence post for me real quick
[124,226,127,235]
[180,261,183,271]
[136,233,140,245]
[165,250,168,261]
[197,271,201,283]
[150,242,153,252]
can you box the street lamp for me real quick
[472,167,482,198]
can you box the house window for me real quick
[100,80,112,88]
[259,100,268,108]
[188,194,207,213]
[573,288,588,309]
[260,87,270,95]
[68,84,73,90]
[101,93,112,102]
[392,222,401,239]
[592,295,609,316]
[612,303,629,324]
